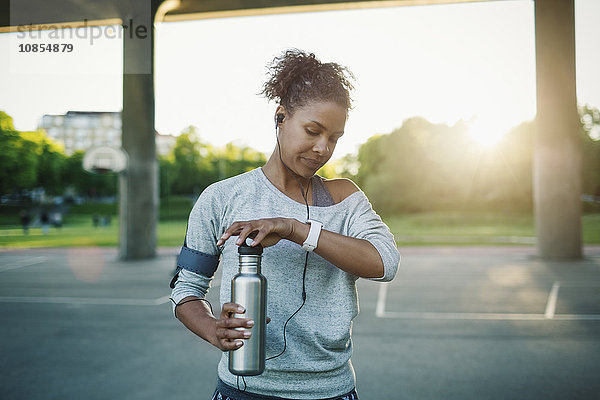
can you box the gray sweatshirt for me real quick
[171,168,400,399]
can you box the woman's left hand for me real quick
[217,217,297,248]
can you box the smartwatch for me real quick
[302,220,323,252]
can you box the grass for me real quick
[0,219,188,248]
[0,212,598,249]
[386,212,535,245]
[387,212,600,245]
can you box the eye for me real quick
[305,129,319,136]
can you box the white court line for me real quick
[377,311,600,321]
[553,314,600,321]
[375,280,600,321]
[0,256,47,272]
[375,281,389,317]
[0,295,172,306]
[378,311,549,320]
[153,295,172,305]
[545,282,560,319]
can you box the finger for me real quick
[216,325,253,340]
[248,228,269,246]
[216,317,253,329]
[217,230,238,247]
[217,222,248,245]
[233,224,255,245]
[219,339,244,351]
[266,317,271,324]
[216,235,226,246]
[220,302,245,318]
[235,225,259,246]
[255,233,282,248]
[247,219,287,247]
[221,302,245,314]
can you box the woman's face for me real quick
[277,100,347,179]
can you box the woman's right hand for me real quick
[214,302,254,351]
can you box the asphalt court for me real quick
[0,248,174,302]
[376,247,600,320]
[1,246,599,399]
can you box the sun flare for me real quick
[468,117,507,148]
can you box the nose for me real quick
[313,137,330,156]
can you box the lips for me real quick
[301,157,323,169]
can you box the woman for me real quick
[171,49,400,400]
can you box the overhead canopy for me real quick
[0,0,495,30]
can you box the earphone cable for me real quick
[275,124,311,220]
[266,251,309,361]
[266,123,311,361]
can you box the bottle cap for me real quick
[238,239,263,255]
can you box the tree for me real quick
[169,126,218,195]
[212,142,266,181]
[0,110,16,132]
[21,130,67,195]
[59,151,117,199]
[580,105,600,203]
[1,111,71,197]
[158,155,175,198]
[355,117,535,214]
[0,112,40,194]
[164,126,267,196]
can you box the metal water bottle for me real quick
[229,241,267,376]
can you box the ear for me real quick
[274,105,286,125]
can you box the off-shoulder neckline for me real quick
[255,168,363,209]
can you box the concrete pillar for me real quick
[534,0,582,259]
[119,5,157,260]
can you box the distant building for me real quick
[156,131,176,156]
[38,111,121,155]
[38,111,176,156]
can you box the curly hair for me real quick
[260,49,355,115]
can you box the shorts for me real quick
[212,379,359,400]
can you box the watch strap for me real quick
[302,219,323,252]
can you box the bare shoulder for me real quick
[322,178,360,204]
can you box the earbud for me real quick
[275,114,284,126]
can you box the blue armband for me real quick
[169,242,220,289]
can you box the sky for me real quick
[1,0,599,158]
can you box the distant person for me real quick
[93,214,100,227]
[170,49,400,400]
[100,215,111,227]
[40,211,50,235]
[51,212,62,228]
[20,210,31,235]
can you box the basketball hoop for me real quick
[83,146,128,174]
